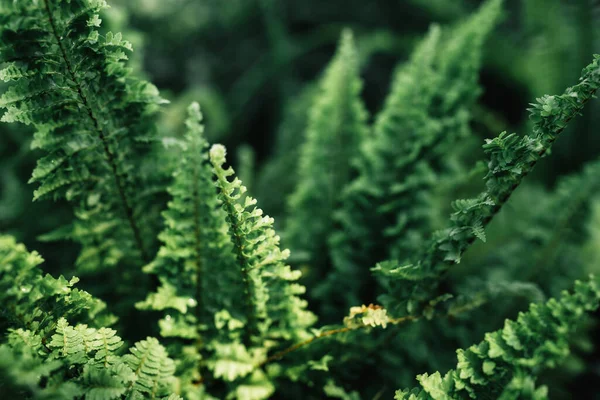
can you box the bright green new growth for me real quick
[0,0,166,277]
[378,54,600,314]
[285,29,368,274]
[209,143,316,398]
[210,144,316,345]
[321,0,503,315]
[396,277,600,399]
[138,105,314,398]
[0,236,180,399]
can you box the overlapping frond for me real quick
[377,54,600,314]
[0,236,178,399]
[321,0,503,316]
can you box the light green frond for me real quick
[211,143,316,347]
[123,337,176,399]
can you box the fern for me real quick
[0,235,114,334]
[320,0,503,316]
[123,337,176,399]
[137,104,315,399]
[285,29,368,280]
[0,0,168,313]
[0,236,179,399]
[376,54,600,314]
[0,342,82,399]
[396,277,600,399]
[211,143,316,346]
[137,103,245,397]
[2,0,600,398]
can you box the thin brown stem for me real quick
[256,315,419,369]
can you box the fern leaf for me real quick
[285,29,368,277]
[210,143,316,347]
[83,367,128,400]
[323,0,503,316]
[138,102,242,331]
[0,237,180,399]
[0,235,115,335]
[123,337,176,399]
[395,278,600,399]
[136,103,247,392]
[379,54,600,314]
[0,0,167,284]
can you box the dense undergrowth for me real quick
[1,0,600,399]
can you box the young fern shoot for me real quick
[211,144,316,346]
[209,143,316,399]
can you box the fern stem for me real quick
[191,163,205,321]
[257,292,493,369]
[127,350,148,394]
[42,0,149,264]
[255,315,419,369]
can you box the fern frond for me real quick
[210,143,316,348]
[0,235,114,334]
[0,0,167,279]
[395,277,600,399]
[0,342,80,399]
[136,103,245,394]
[378,54,600,314]
[123,337,176,399]
[138,105,314,398]
[322,0,503,316]
[0,236,180,399]
[285,29,368,275]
